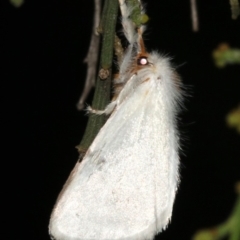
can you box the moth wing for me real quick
[49,82,179,240]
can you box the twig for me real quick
[76,0,102,110]
[190,0,199,32]
[76,0,119,155]
[229,0,240,20]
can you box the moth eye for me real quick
[137,57,148,66]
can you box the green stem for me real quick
[77,0,118,155]
[229,193,240,240]
[216,193,240,240]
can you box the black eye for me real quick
[137,56,148,66]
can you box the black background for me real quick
[1,0,240,239]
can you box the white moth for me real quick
[49,1,184,240]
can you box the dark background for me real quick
[1,0,240,239]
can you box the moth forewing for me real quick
[49,51,183,240]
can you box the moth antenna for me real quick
[137,27,147,55]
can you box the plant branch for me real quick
[76,0,119,156]
[190,0,199,32]
[229,0,240,20]
[76,0,102,110]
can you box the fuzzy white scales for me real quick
[49,51,183,240]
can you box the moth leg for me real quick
[87,100,117,115]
